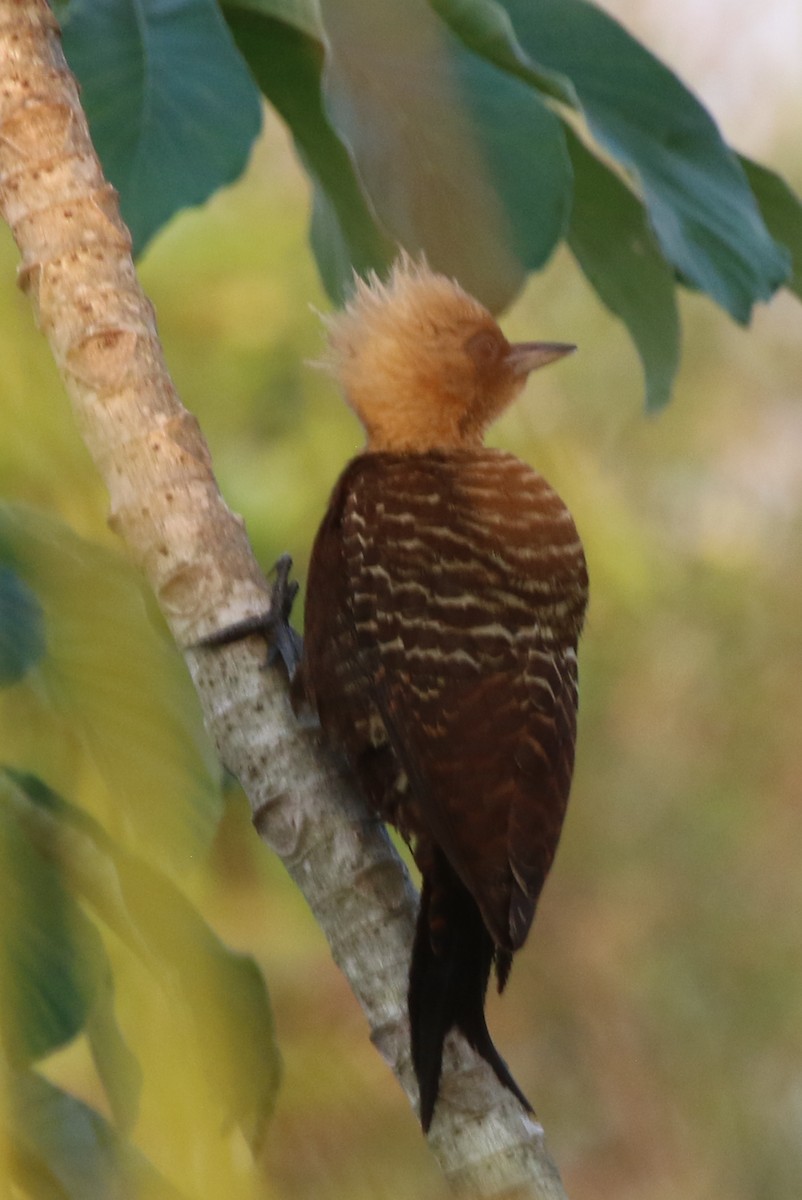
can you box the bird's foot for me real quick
[198,553,304,678]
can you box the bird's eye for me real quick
[465,328,503,369]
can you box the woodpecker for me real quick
[297,258,588,1130]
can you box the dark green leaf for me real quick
[7,771,281,1149]
[2,771,142,1131]
[430,0,577,105]
[222,0,321,37]
[740,158,802,301]
[0,772,104,1063]
[225,8,395,301]
[489,0,791,321]
[61,0,262,255]
[0,564,45,685]
[6,1070,186,1200]
[318,0,572,311]
[567,133,680,411]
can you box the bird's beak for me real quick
[506,341,576,377]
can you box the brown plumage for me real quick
[299,258,588,1130]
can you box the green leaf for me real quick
[5,1070,186,1200]
[0,504,222,867]
[221,0,322,38]
[429,0,577,105]
[224,7,396,302]
[308,180,375,305]
[0,772,104,1063]
[6,771,281,1149]
[0,563,45,685]
[567,133,680,411]
[318,0,572,311]
[2,771,142,1130]
[61,0,263,255]
[486,0,791,321]
[740,158,802,301]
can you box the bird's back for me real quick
[302,447,588,949]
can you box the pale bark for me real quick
[0,3,568,1196]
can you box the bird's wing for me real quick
[338,452,586,950]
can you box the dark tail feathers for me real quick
[408,850,532,1131]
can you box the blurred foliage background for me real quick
[1,1,801,1198]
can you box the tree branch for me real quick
[0,3,568,1194]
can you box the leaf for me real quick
[5,1070,186,1200]
[0,504,222,868]
[7,771,281,1149]
[221,0,322,38]
[61,0,263,255]
[740,157,802,301]
[0,772,104,1064]
[84,970,143,1134]
[2,770,142,1130]
[566,132,680,411]
[308,179,377,306]
[0,563,45,686]
[429,0,577,105]
[481,0,791,321]
[224,7,396,302]
[103,836,283,1148]
[317,0,572,311]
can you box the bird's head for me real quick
[322,256,574,453]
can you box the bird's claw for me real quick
[198,553,304,678]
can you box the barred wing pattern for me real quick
[303,449,588,953]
